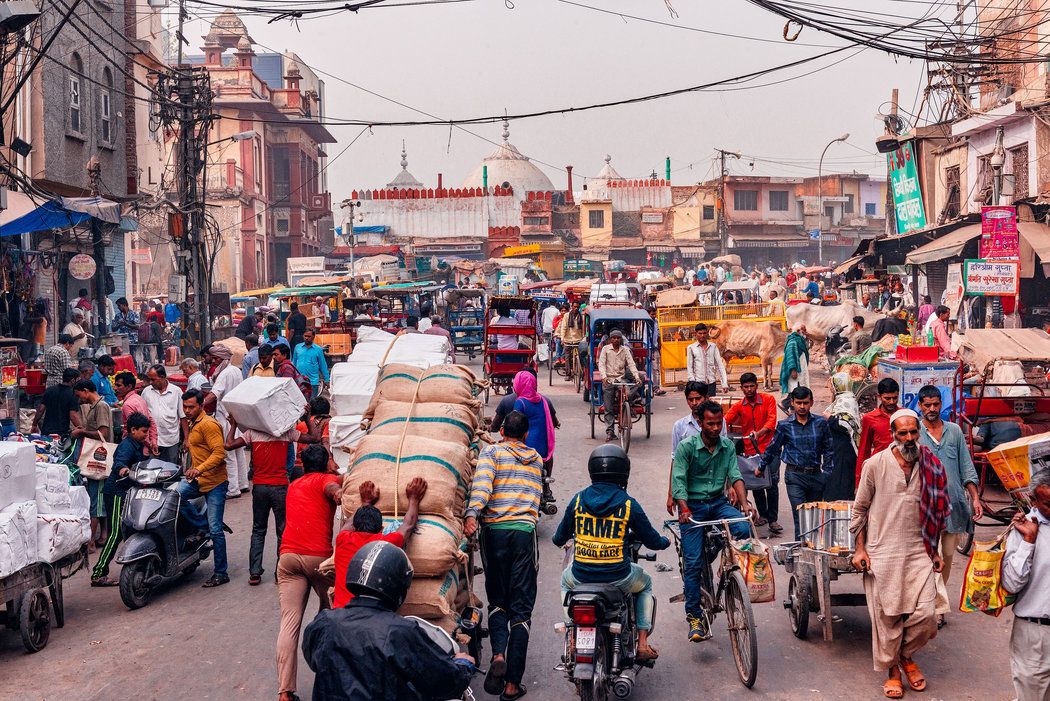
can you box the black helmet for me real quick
[345,540,414,609]
[588,444,630,486]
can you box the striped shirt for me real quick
[466,441,544,530]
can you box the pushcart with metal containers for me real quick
[483,295,538,403]
[584,307,655,452]
[772,501,864,641]
[446,288,486,360]
[1,546,87,652]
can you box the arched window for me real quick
[69,53,83,133]
[101,67,113,142]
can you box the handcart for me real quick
[1,545,88,652]
[771,501,864,641]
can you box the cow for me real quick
[707,320,787,391]
[785,300,883,342]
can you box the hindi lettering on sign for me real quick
[964,259,1019,296]
[887,141,927,235]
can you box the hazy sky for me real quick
[185,0,932,198]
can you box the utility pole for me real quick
[340,198,361,288]
[714,148,740,257]
[87,159,108,341]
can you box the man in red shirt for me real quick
[224,411,322,586]
[332,477,427,609]
[276,444,342,701]
[114,371,157,455]
[855,377,900,485]
[725,372,781,534]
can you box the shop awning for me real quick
[0,200,91,237]
[679,246,706,258]
[904,223,982,265]
[833,254,865,275]
[1017,221,1050,272]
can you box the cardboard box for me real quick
[221,377,306,436]
[986,431,1050,492]
[0,441,38,513]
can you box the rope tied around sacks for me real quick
[392,370,425,519]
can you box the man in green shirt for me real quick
[672,400,754,641]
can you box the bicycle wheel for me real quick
[725,569,758,688]
[956,531,974,556]
[574,356,582,393]
[619,398,632,453]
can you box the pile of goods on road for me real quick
[341,361,486,631]
[223,376,308,435]
[0,438,90,578]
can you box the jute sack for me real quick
[342,435,473,520]
[399,567,460,620]
[364,364,479,418]
[365,400,481,446]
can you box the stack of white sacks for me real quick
[0,442,90,578]
[328,326,452,468]
[341,362,484,630]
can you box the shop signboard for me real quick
[944,263,964,319]
[69,253,96,280]
[128,248,153,265]
[887,141,927,235]
[979,206,1019,260]
[964,258,1019,296]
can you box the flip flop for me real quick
[883,678,904,699]
[500,684,527,701]
[484,657,507,695]
[901,661,926,691]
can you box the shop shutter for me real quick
[105,231,126,305]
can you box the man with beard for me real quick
[856,378,900,486]
[850,409,949,699]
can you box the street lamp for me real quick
[206,130,257,146]
[339,198,363,283]
[817,133,850,265]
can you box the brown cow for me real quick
[707,320,787,390]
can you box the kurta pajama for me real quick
[851,447,939,671]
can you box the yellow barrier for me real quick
[656,305,787,387]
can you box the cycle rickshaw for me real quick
[585,307,655,452]
[446,288,486,360]
[483,295,538,403]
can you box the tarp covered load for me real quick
[223,377,307,436]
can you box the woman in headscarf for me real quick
[511,370,560,502]
[780,323,810,406]
[824,372,861,500]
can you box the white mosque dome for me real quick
[461,120,555,193]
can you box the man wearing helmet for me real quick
[553,444,670,661]
[302,540,476,700]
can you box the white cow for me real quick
[786,300,884,342]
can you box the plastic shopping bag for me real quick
[731,536,776,604]
[959,529,1015,617]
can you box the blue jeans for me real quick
[681,497,751,618]
[176,479,228,577]
[784,470,827,540]
[561,564,655,631]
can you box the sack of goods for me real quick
[731,536,776,604]
[343,436,474,524]
[35,462,73,514]
[363,364,481,418]
[399,566,463,624]
[37,511,91,563]
[0,441,36,513]
[328,415,367,472]
[222,377,306,436]
[0,501,37,578]
[364,400,481,447]
[329,326,453,417]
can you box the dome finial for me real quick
[400,140,407,170]
[502,118,510,143]
[605,154,612,165]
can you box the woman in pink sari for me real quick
[511,370,560,501]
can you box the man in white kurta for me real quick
[850,410,944,697]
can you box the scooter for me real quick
[824,325,850,369]
[556,543,657,700]
[115,459,220,609]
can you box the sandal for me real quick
[249,574,262,586]
[883,678,904,699]
[901,660,926,691]
[90,576,119,587]
[636,646,660,662]
[202,574,230,588]
[500,684,527,701]
[484,657,507,695]
[753,517,768,527]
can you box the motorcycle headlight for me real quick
[135,468,159,485]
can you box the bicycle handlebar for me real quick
[687,515,753,528]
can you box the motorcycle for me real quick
[115,459,220,609]
[556,543,657,700]
[824,325,850,369]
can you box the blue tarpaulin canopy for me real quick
[0,200,90,238]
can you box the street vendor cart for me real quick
[1,545,88,652]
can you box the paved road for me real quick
[0,358,1017,700]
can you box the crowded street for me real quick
[0,356,1018,700]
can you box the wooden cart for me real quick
[772,542,864,642]
[1,545,88,652]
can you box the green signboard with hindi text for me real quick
[887,141,927,236]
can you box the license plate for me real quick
[137,489,163,501]
[576,627,596,649]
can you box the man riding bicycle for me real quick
[671,400,755,642]
[597,329,640,442]
[553,445,670,661]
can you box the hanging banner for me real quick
[69,253,96,280]
[944,263,965,319]
[128,248,153,265]
[980,206,1019,260]
[964,259,1019,296]
[887,141,927,235]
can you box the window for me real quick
[865,202,877,216]
[68,53,83,134]
[769,190,789,211]
[100,68,113,143]
[588,209,605,229]
[1010,143,1030,198]
[733,189,758,211]
[702,205,715,220]
[844,193,854,214]
[523,216,548,226]
[945,165,960,220]
[276,218,289,235]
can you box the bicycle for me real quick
[605,379,639,453]
[663,515,758,688]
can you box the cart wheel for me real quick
[645,403,652,438]
[19,588,52,653]
[787,574,810,639]
[484,384,490,404]
[620,400,632,454]
[589,400,596,439]
[957,531,974,556]
[49,568,65,629]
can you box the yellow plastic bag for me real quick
[959,530,1015,617]
[731,537,776,604]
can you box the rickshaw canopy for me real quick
[269,286,343,298]
[955,329,1050,372]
